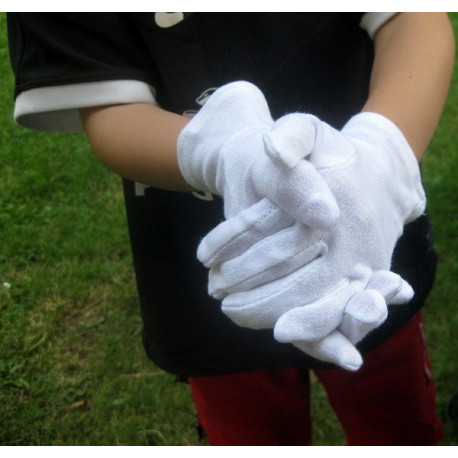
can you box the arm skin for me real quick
[362,12,455,160]
[80,103,193,191]
[80,13,455,188]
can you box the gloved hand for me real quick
[177,81,339,231]
[198,112,425,370]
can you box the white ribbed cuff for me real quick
[360,13,398,39]
[14,80,157,132]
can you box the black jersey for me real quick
[7,13,437,376]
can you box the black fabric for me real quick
[7,13,437,376]
[7,13,157,96]
[128,12,373,127]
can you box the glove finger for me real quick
[208,222,326,298]
[224,276,366,333]
[221,263,372,330]
[197,198,293,268]
[256,156,340,232]
[366,270,414,305]
[219,260,329,329]
[272,279,362,342]
[200,151,340,268]
[291,330,363,372]
[262,113,342,230]
[366,270,401,301]
[221,281,308,329]
[263,113,317,168]
[339,289,388,344]
[389,279,414,304]
[264,112,355,169]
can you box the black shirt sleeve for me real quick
[7,13,158,97]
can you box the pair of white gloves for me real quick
[177,81,426,371]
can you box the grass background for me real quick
[1,13,457,446]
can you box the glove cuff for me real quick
[177,81,273,193]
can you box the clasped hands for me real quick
[178,81,426,371]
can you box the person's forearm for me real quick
[362,12,455,160]
[80,103,193,191]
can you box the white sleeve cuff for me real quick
[14,80,158,132]
[360,13,398,39]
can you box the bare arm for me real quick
[80,103,193,191]
[362,12,455,159]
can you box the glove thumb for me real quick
[263,113,317,168]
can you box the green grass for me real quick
[419,13,458,445]
[1,13,457,446]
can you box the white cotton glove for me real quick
[177,81,339,230]
[198,112,425,370]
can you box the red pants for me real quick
[188,313,444,445]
